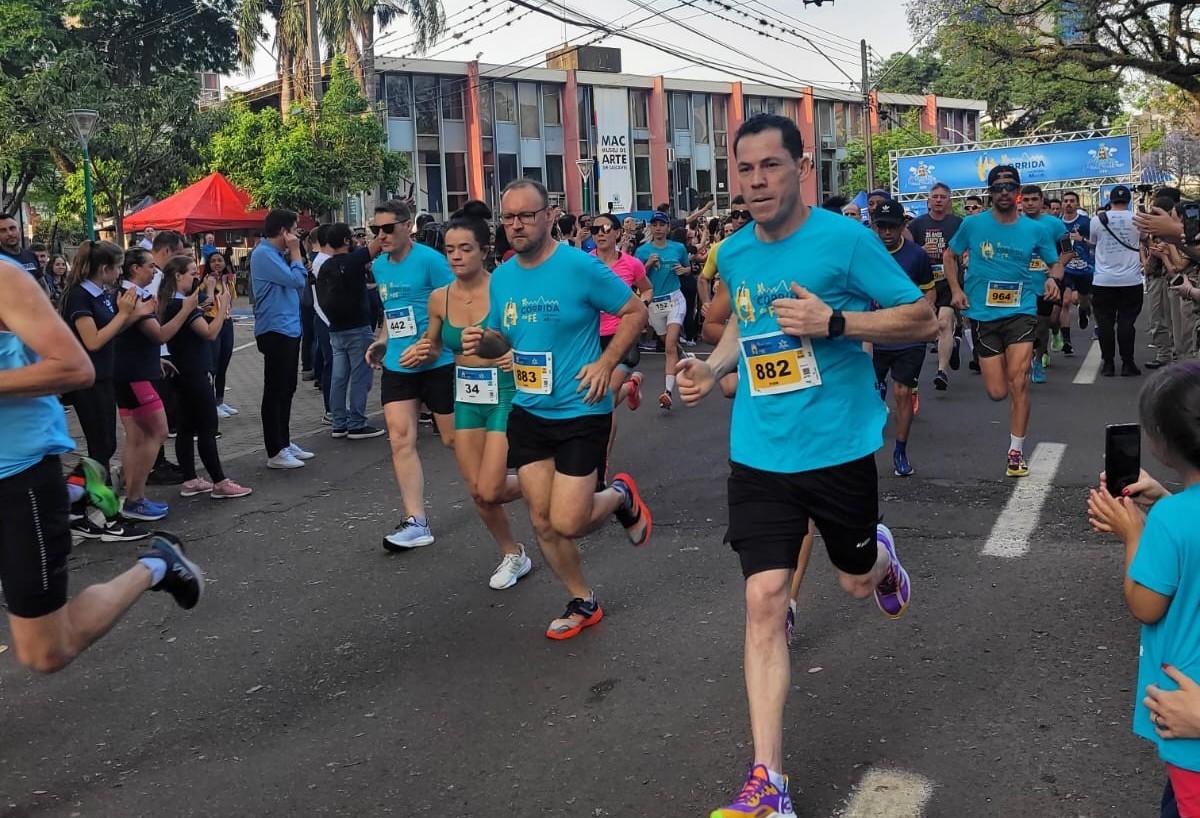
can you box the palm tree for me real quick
[320,0,445,104]
[236,0,312,114]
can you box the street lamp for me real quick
[576,158,593,216]
[68,109,99,241]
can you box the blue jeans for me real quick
[329,325,374,430]
[313,318,333,413]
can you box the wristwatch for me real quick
[827,309,846,339]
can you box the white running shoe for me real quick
[217,405,233,419]
[267,450,305,469]
[489,545,533,590]
[287,442,315,460]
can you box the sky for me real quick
[224,0,917,95]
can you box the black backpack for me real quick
[315,255,361,326]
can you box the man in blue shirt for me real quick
[364,200,457,551]
[634,211,691,409]
[676,114,937,818]
[251,209,314,469]
[872,200,936,478]
[461,179,651,642]
[0,257,204,674]
[1060,190,1093,354]
[946,165,1063,477]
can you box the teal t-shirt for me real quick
[635,240,689,296]
[1029,213,1068,275]
[718,207,924,473]
[372,243,455,373]
[947,211,1060,322]
[488,244,634,419]
[1128,484,1200,771]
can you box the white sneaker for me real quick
[489,545,533,590]
[287,442,315,460]
[220,403,239,416]
[216,405,231,419]
[267,450,305,469]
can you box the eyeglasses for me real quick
[499,207,548,226]
[731,210,750,220]
[589,225,614,235]
[988,182,1019,193]
[964,204,982,211]
[368,221,408,236]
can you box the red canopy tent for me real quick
[123,172,269,235]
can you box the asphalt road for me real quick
[0,333,1172,818]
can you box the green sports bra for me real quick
[440,284,485,355]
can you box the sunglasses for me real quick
[964,204,982,211]
[589,225,615,235]
[368,221,408,236]
[731,210,750,220]
[988,182,1019,193]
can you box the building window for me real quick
[542,86,562,126]
[715,157,729,210]
[518,83,540,139]
[671,92,689,132]
[413,75,439,135]
[498,154,519,189]
[478,82,494,137]
[634,138,652,211]
[441,77,464,120]
[420,148,443,214]
[545,154,565,194]
[385,74,411,118]
[713,96,727,131]
[630,90,648,129]
[522,166,543,183]
[692,94,709,145]
[494,82,516,123]
[445,151,467,209]
[817,101,834,138]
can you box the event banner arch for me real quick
[894,135,1132,196]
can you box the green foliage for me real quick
[842,112,937,194]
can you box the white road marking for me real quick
[981,442,1068,558]
[233,341,256,353]
[1073,341,1103,384]
[842,768,934,818]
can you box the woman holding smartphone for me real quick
[157,256,251,499]
[202,251,239,418]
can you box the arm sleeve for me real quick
[846,233,925,307]
[1129,509,1181,597]
[948,222,970,256]
[65,289,94,322]
[252,250,308,288]
[914,252,935,291]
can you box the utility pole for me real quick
[861,39,874,192]
[306,0,323,103]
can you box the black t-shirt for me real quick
[1,248,40,278]
[908,213,963,285]
[318,248,373,331]
[163,298,210,378]
[64,281,118,379]
[112,282,161,382]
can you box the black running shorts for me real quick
[873,346,925,389]
[506,406,611,478]
[725,456,879,579]
[970,315,1037,359]
[380,364,454,415]
[0,456,72,619]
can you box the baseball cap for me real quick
[874,200,905,226]
[868,189,891,199]
[1109,185,1132,204]
[649,212,670,224]
[987,164,1020,186]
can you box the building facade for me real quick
[373,54,985,219]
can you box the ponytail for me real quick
[60,240,123,319]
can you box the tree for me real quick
[237,0,310,114]
[905,0,1200,99]
[872,51,942,95]
[842,112,937,193]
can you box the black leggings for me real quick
[66,378,117,478]
[211,319,235,404]
[174,373,224,483]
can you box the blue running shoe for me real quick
[123,496,169,521]
[1031,358,1046,384]
[893,447,914,477]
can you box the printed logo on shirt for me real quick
[512,296,561,325]
[733,279,792,326]
[980,241,995,261]
[502,298,519,329]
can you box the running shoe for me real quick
[1062,342,1074,356]
[78,456,121,518]
[147,460,185,486]
[330,428,349,438]
[1101,360,1116,377]
[211,478,252,499]
[122,496,169,521]
[933,369,949,391]
[1031,358,1046,383]
[217,405,233,420]
[218,403,239,416]
[911,389,920,416]
[1051,330,1064,352]
[785,599,797,647]
[949,336,961,370]
[69,513,105,539]
[144,532,204,609]
[489,545,533,590]
[545,596,603,640]
[1006,449,1029,478]
[659,390,672,411]
[267,450,305,469]
[1041,352,1050,368]
[101,517,150,542]
[383,517,435,551]
[179,478,214,497]
[893,447,914,477]
[710,764,796,818]
[968,359,981,373]
[626,372,643,411]
[320,412,333,426]
[419,410,434,425]
[1122,360,1142,377]
[873,523,910,619]
[286,442,315,460]
[611,472,652,547]
[1079,308,1090,329]
[347,425,386,440]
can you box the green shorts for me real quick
[454,368,516,433]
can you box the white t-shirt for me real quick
[1092,209,1143,287]
[311,252,331,326]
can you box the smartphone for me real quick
[1183,201,1200,244]
[1104,423,1141,495]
